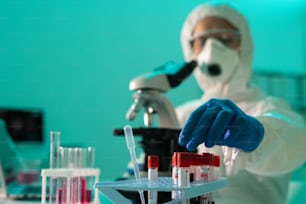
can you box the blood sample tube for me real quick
[201,153,214,182]
[191,154,203,182]
[148,155,159,204]
[208,154,221,204]
[212,155,221,181]
[199,153,214,204]
[171,152,178,200]
[190,154,203,203]
[177,152,191,203]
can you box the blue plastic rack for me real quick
[95,177,227,204]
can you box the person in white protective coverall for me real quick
[176,2,306,204]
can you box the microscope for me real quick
[114,60,197,171]
[113,60,197,202]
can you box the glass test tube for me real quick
[59,147,82,203]
[50,131,61,168]
[49,131,61,204]
[87,147,95,168]
[83,147,95,204]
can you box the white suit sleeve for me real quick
[238,110,306,176]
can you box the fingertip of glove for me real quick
[186,143,197,152]
[205,142,214,148]
[178,136,187,146]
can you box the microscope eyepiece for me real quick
[167,60,197,88]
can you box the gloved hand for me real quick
[179,98,264,152]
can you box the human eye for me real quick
[192,36,207,49]
[219,37,234,46]
[218,31,240,46]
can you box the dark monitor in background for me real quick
[0,108,44,143]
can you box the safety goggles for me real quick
[189,29,241,52]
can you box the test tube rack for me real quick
[95,176,227,204]
[41,168,100,204]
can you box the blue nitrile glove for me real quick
[179,98,264,152]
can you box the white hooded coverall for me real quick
[176,3,306,204]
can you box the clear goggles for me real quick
[188,29,241,51]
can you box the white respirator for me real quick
[196,38,239,83]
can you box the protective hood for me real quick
[180,2,254,101]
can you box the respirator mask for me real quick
[196,38,239,83]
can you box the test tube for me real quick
[83,147,95,204]
[86,147,96,168]
[171,152,178,200]
[201,153,214,182]
[76,147,87,168]
[201,153,214,204]
[50,131,61,168]
[59,146,86,168]
[147,155,159,204]
[177,152,190,204]
[207,155,221,204]
[58,147,73,168]
[49,131,61,204]
[212,155,220,181]
[190,154,203,204]
[81,177,88,204]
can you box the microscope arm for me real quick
[129,61,197,92]
[126,90,180,128]
[126,60,197,128]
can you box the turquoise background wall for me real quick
[0,0,305,181]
